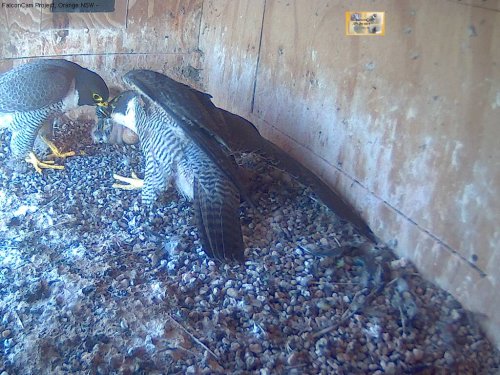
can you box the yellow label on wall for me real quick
[346,12,385,36]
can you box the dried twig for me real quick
[167,314,220,361]
[310,281,359,286]
[39,194,62,210]
[332,235,342,247]
[399,305,407,337]
[158,345,198,357]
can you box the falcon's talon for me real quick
[41,136,76,159]
[25,152,65,174]
[112,172,144,190]
[47,150,76,159]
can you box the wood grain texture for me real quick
[254,0,499,271]
[1,0,202,57]
[199,0,265,114]
[448,0,500,11]
[0,0,40,31]
[40,1,128,30]
[124,0,203,53]
[0,1,42,56]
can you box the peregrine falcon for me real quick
[0,59,109,173]
[105,72,250,262]
[97,71,376,244]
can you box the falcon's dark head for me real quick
[74,67,109,107]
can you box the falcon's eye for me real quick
[94,93,109,108]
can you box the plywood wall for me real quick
[1,0,499,347]
[200,0,500,348]
[0,0,205,92]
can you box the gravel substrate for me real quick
[0,119,499,374]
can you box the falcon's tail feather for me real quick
[193,177,245,262]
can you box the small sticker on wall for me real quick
[346,12,385,36]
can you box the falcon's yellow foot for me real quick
[112,172,144,190]
[41,136,76,159]
[25,152,64,174]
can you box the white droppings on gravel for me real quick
[12,205,37,217]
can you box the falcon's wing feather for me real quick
[123,70,230,145]
[0,60,75,112]
[124,70,251,205]
[122,69,374,242]
[220,109,377,242]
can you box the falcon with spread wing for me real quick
[97,71,376,256]
[104,71,249,262]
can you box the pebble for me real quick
[444,351,454,364]
[81,285,95,295]
[316,300,330,311]
[382,361,396,375]
[2,330,11,338]
[413,348,424,361]
[0,129,498,374]
[249,343,263,354]
[450,309,460,321]
[120,279,129,288]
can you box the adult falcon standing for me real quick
[0,59,109,173]
[107,71,249,262]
